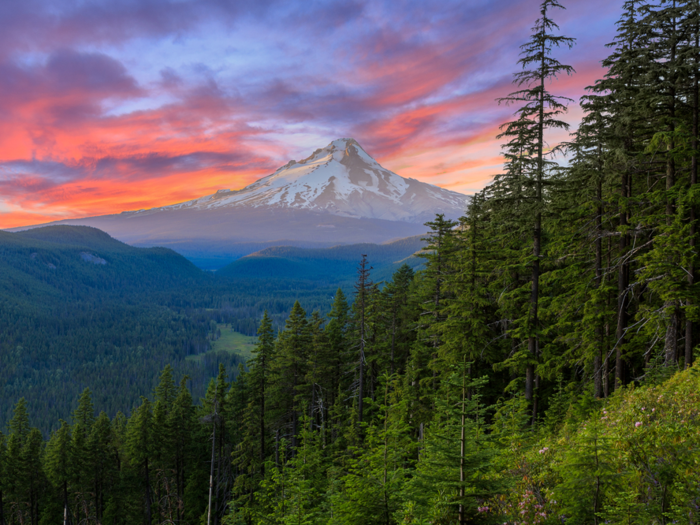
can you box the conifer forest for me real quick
[4,1,700,524]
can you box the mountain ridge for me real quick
[217,234,425,283]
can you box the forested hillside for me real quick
[0,226,242,431]
[0,224,416,432]
[0,227,350,433]
[2,0,700,524]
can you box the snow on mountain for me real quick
[144,138,467,223]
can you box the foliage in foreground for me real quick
[2,357,699,524]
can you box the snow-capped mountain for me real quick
[138,138,467,223]
[9,139,469,268]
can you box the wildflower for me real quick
[635,421,642,428]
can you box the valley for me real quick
[0,224,427,433]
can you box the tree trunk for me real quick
[687,27,699,369]
[594,176,604,398]
[664,305,679,365]
[292,368,298,453]
[390,312,396,376]
[275,429,280,467]
[145,459,152,525]
[207,420,216,525]
[616,169,629,390]
[458,364,467,525]
[261,347,266,474]
[63,481,68,525]
[358,353,364,424]
[526,26,546,409]
[664,7,679,367]
[176,451,182,524]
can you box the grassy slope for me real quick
[187,325,257,362]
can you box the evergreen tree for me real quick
[353,255,373,426]
[45,420,73,525]
[88,411,116,524]
[334,375,413,525]
[554,418,619,524]
[552,98,616,398]
[326,288,351,436]
[0,431,6,525]
[404,368,498,525]
[269,301,311,454]
[152,365,179,524]
[5,398,33,525]
[202,364,233,525]
[495,0,575,415]
[438,193,495,373]
[592,0,653,389]
[406,215,457,435]
[70,387,95,519]
[168,376,196,524]
[251,311,274,471]
[126,397,154,525]
[380,265,416,377]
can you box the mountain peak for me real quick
[328,137,360,151]
[158,139,468,223]
[283,138,378,173]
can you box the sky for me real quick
[0,0,623,228]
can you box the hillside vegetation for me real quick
[0,226,420,432]
[1,306,697,525]
[0,226,234,430]
[0,226,202,311]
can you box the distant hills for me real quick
[0,224,427,325]
[218,235,425,283]
[0,226,226,432]
[8,139,465,267]
[0,225,426,310]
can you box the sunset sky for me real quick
[0,0,622,228]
